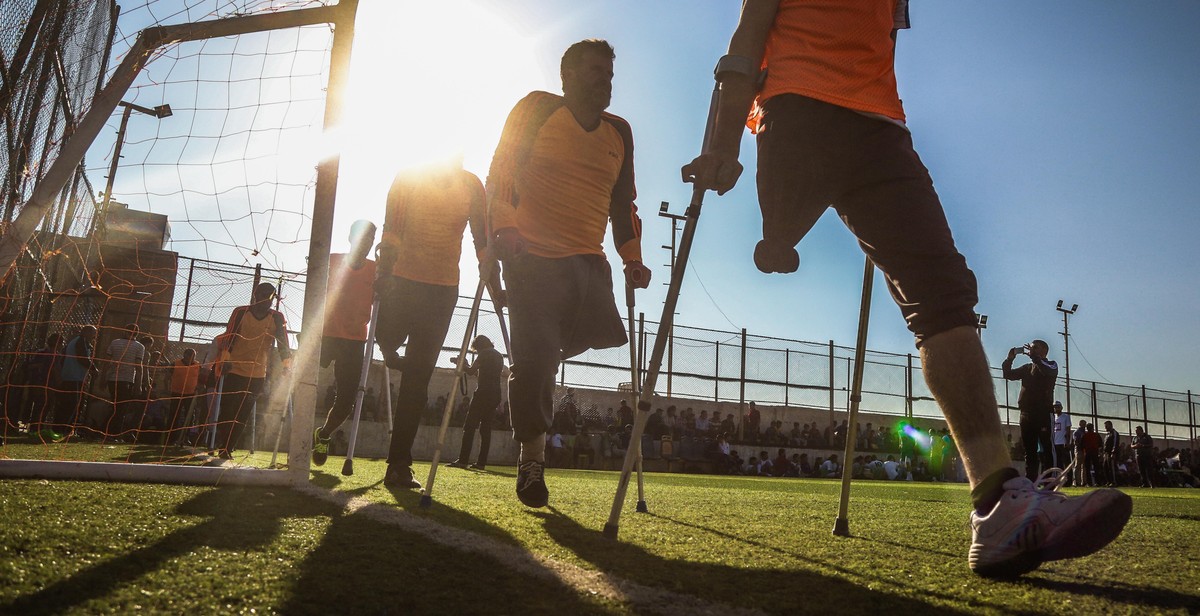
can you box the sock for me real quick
[971,466,1021,515]
[520,434,546,463]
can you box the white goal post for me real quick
[0,0,359,486]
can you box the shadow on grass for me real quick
[535,508,975,615]
[0,488,333,615]
[1021,576,1200,612]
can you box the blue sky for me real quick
[93,1,1200,395]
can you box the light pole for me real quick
[98,101,172,234]
[658,200,685,397]
[1056,300,1078,414]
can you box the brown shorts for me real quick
[756,94,978,345]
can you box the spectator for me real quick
[1081,423,1103,487]
[797,452,813,477]
[104,324,146,441]
[786,453,802,477]
[757,450,773,475]
[1102,421,1121,487]
[745,401,762,443]
[1002,340,1058,481]
[729,448,745,474]
[617,400,634,428]
[695,410,711,434]
[450,335,505,471]
[789,422,804,446]
[820,454,840,478]
[720,413,736,437]
[21,333,63,437]
[1072,420,1088,486]
[746,455,761,476]
[864,423,876,451]
[646,408,668,439]
[166,348,202,445]
[763,420,783,446]
[1051,401,1072,472]
[1132,426,1155,488]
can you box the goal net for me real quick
[0,0,353,485]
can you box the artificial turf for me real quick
[1,451,1197,614]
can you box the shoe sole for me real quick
[517,491,548,508]
[971,490,1133,578]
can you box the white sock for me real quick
[520,434,546,463]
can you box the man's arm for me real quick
[680,0,780,195]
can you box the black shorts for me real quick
[756,94,979,344]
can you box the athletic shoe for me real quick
[468,463,486,471]
[969,469,1132,578]
[447,459,468,469]
[383,465,421,490]
[382,350,405,371]
[516,460,549,508]
[312,428,330,467]
[217,449,233,460]
[37,428,62,443]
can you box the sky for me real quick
[89,0,1200,396]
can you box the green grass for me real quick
[2,451,1198,614]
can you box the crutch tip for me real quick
[602,522,620,539]
[418,494,433,509]
[832,518,851,537]
[340,462,354,476]
[635,501,649,513]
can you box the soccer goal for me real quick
[0,0,360,486]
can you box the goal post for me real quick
[0,0,359,487]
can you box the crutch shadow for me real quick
[0,487,331,615]
[1019,575,1200,611]
[532,507,976,615]
[308,470,383,496]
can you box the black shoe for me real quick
[218,449,233,460]
[516,460,548,508]
[312,428,330,466]
[384,465,422,490]
[468,463,487,471]
[447,459,468,469]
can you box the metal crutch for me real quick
[833,256,875,537]
[604,66,721,539]
[342,297,383,476]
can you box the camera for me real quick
[1011,346,1025,356]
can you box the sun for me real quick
[333,0,547,231]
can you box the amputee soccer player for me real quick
[214,282,292,460]
[375,160,491,490]
[680,0,1131,577]
[487,39,652,508]
[312,220,378,467]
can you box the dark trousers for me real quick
[503,253,625,443]
[317,337,366,438]
[52,381,87,430]
[1019,412,1052,481]
[1137,455,1155,487]
[457,389,500,466]
[167,393,197,443]
[1104,452,1120,485]
[106,381,140,439]
[377,277,457,467]
[216,373,265,453]
[1082,450,1101,486]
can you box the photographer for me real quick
[1002,340,1058,481]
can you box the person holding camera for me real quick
[1002,340,1058,481]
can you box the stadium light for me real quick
[97,100,173,235]
[975,313,988,339]
[1056,300,1078,414]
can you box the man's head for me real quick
[348,219,377,261]
[1053,400,1063,414]
[79,325,97,342]
[1028,339,1050,359]
[1135,426,1145,435]
[561,39,614,112]
[1104,420,1114,431]
[46,333,62,348]
[470,335,494,351]
[124,323,140,339]
[253,282,277,306]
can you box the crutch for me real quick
[382,362,393,434]
[269,393,294,469]
[833,256,875,537]
[604,67,721,539]
[206,374,224,451]
[419,265,495,508]
[626,284,648,513]
[342,297,383,476]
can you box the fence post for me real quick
[739,328,747,412]
[178,257,194,342]
[906,353,914,419]
[1188,390,1194,445]
[666,319,674,398]
[784,348,790,407]
[1141,385,1148,431]
[714,340,720,402]
[827,340,834,425]
[1091,382,1098,426]
[1162,397,1168,441]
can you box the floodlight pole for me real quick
[1055,300,1077,415]
[96,101,172,236]
[975,313,987,341]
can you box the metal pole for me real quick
[1141,385,1148,431]
[834,257,874,537]
[906,353,914,418]
[287,0,360,484]
[739,328,747,415]
[179,258,194,342]
[98,104,133,233]
[1188,390,1194,446]
[784,348,790,407]
[828,340,834,422]
[714,340,720,402]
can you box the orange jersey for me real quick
[220,306,290,378]
[488,91,642,262]
[323,253,376,341]
[169,359,200,394]
[380,169,486,287]
[751,0,911,131]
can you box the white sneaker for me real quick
[969,469,1132,577]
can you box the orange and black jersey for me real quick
[487,91,643,262]
[380,168,488,287]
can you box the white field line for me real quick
[293,484,766,616]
